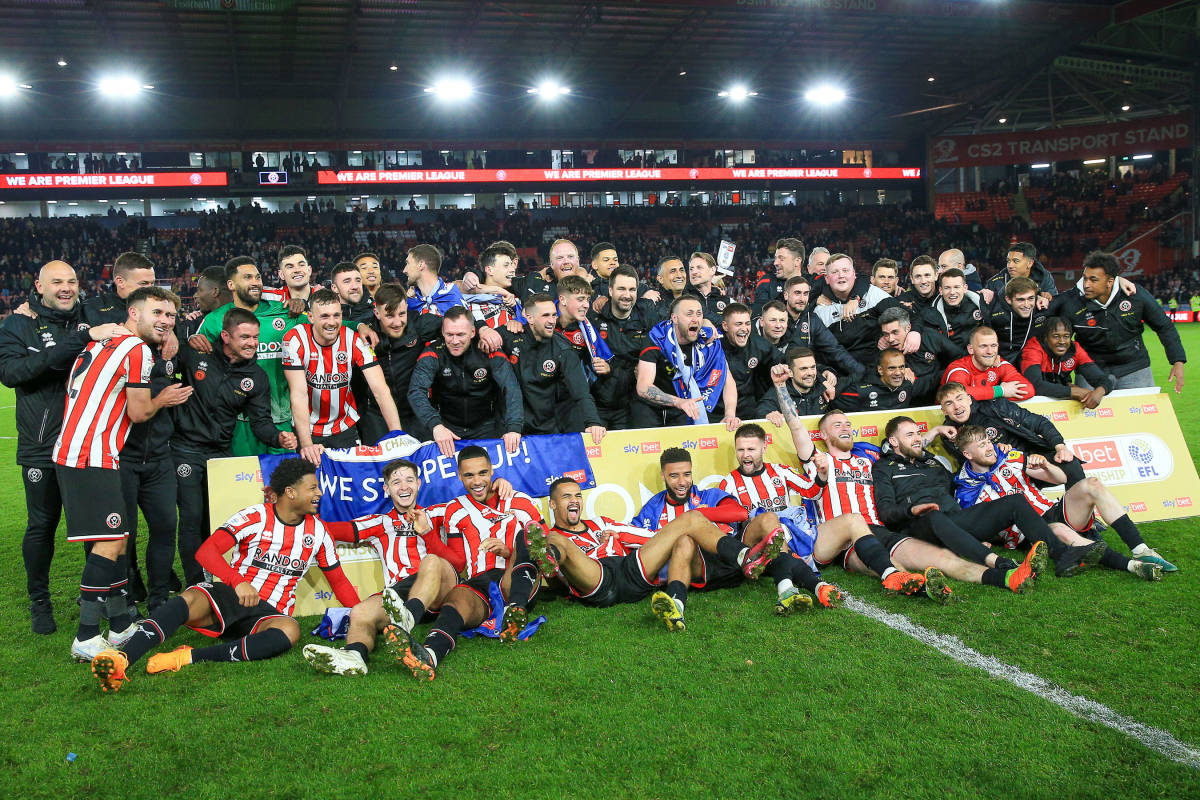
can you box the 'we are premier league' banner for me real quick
[256,433,595,522]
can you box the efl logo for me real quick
[642,441,661,455]
[1142,404,1158,414]
[1177,497,1193,508]
[1098,408,1114,418]
[1128,501,1148,513]
[1073,441,1120,469]
[859,425,878,437]
[698,437,718,450]
[585,445,602,458]
[1051,411,1068,422]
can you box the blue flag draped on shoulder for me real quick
[258,432,595,522]
[408,278,466,316]
[646,319,726,423]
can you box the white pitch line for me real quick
[845,594,1200,770]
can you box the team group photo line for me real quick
[0,231,1183,688]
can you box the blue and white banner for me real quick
[259,433,596,521]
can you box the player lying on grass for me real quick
[952,425,1175,580]
[769,374,955,602]
[301,458,467,676]
[630,446,788,631]
[524,476,783,624]
[719,422,847,613]
[398,446,543,680]
[90,458,361,692]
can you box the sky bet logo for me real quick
[642,441,662,455]
[586,445,602,458]
[859,425,878,437]
[1128,501,1148,513]
[698,437,718,450]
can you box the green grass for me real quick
[2,330,1200,798]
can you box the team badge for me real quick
[241,377,254,391]
[273,318,286,330]
[1063,358,1075,370]
[194,370,206,381]
[162,359,174,374]
[716,301,727,311]
[542,359,556,374]
[105,513,122,529]
[303,535,314,547]
[77,323,90,332]
[869,391,878,399]
[985,426,999,440]
[336,352,349,364]
[747,357,759,368]
[177,464,193,478]
[473,368,488,380]
[924,352,934,361]
[973,310,982,320]
[771,477,783,487]
[26,468,42,483]
[441,368,452,376]
[898,390,907,402]
[1119,300,1132,312]
[801,322,809,333]
[987,370,997,382]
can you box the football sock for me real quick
[346,642,369,664]
[106,554,133,632]
[666,579,688,610]
[192,628,292,663]
[1100,548,1131,572]
[506,533,537,608]
[425,606,464,665]
[853,534,896,578]
[768,555,793,590]
[981,567,1006,588]
[78,553,115,640]
[994,556,1019,572]
[122,596,189,664]
[1109,514,1144,550]
[788,557,822,592]
[403,597,426,622]
[715,534,746,566]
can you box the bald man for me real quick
[0,261,124,634]
[937,248,983,292]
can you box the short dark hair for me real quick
[222,306,259,333]
[775,237,806,261]
[785,346,815,364]
[590,242,617,261]
[609,265,640,287]
[1008,242,1038,261]
[1038,315,1072,347]
[1005,276,1039,300]
[382,458,419,482]
[224,256,257,282]
[113,251,154,278]
[784,274,811,292]
[657,255,683,272]
[722,302,752,321]
[268,458,317,495]
[408,243,443,275]
[910,254,937,270]
[488,240,518,258]
[761,300,787,316]
[884,415,917,441]
[442,306,472,325]
[660,446,691,468]
[936,381,968,403]
[1082,250,1120,277]
[878,306,911,328]
[479,245,511,272]
[556,275,593,298]
[198,266,226,287]
[937,268,966,288]
[734,423,767,442]
[353,251,380,265]
[373,283,407,313]
[526,292,556,311]
[309,288,341,309]
[548,476,581,498]
[457,445,490,466]
[278,244,306,265]
[331,261,360,281]
[872,258,899,277]
[128,286,180,310]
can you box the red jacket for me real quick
[941,355,1034,401]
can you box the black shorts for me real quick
[691,549,744,591]
[57,465,129,542]
[578,554,657,608]
[186,582,288,640]
[313,426,360,448]
[388,574,418,598]
[457,566,540,611]
[1042,500,1095,535]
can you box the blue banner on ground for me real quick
[258,433,596,521]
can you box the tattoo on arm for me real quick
[639,384,680,408]
[777,384,801,426]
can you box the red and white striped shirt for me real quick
[282,323,376,437]
[469,298,519,330]
[443,491,543,578]
[719,463,810,514]
[552,518,654,561]
[352,504,446,586]
[261,286,289,303]
[807,452,882,526]
[975,451,1057,547]
[54,332,153,470]
[218,503,341,615]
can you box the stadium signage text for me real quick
[0,172,229,190]
[317,166,922,185]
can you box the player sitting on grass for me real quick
[630,447,786,631]
[398,446,543,680]
[301,458,467,676]
[525,476,778,620]
[719,421,844,613]
[953,425,1174,580]
[90,459,361,692]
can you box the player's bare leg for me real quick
[402,585,491,681]
[651,535,694,632]
[1063,478,1173,575]
[855,538,1044,594]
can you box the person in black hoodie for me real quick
[983,242,1058,307]
[590,266,657,429]
[834,348,919,412]
[359,283,441,442]
[81,251,157,326]
[929,268,982,352]
[984,276,1046,364]
[0,261,124,633]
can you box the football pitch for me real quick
[2,331,1199,799]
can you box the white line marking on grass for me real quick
[845,594,1200,770]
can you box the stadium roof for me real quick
[0,0,1194,145]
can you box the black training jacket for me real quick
[1048,284,1186,377]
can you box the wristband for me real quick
[994,386,1004,399]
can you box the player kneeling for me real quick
[302,459,466,675]
[91,459,360,692]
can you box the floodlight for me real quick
[718,85,757,101]
[424,78,474,101]
[803,84,846,105]
[98,75,144,98]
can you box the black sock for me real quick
[1109,514,1144,550]
[106,554,133,632]
[981,567,1007,588]
[78,553,115,640]
[1100,547,1130,571]
[666,579,688,606]
[853,534,895,577]
[787,556,822,592]
[403,597,426,622]
[768,555,793,589]
[425,606,464,665]
[192,628,292,663]
[715,535,745,566]
[122,596,190,665]
[506,532,537,608]
[994,556,1018,572]
[346,642,370,663]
